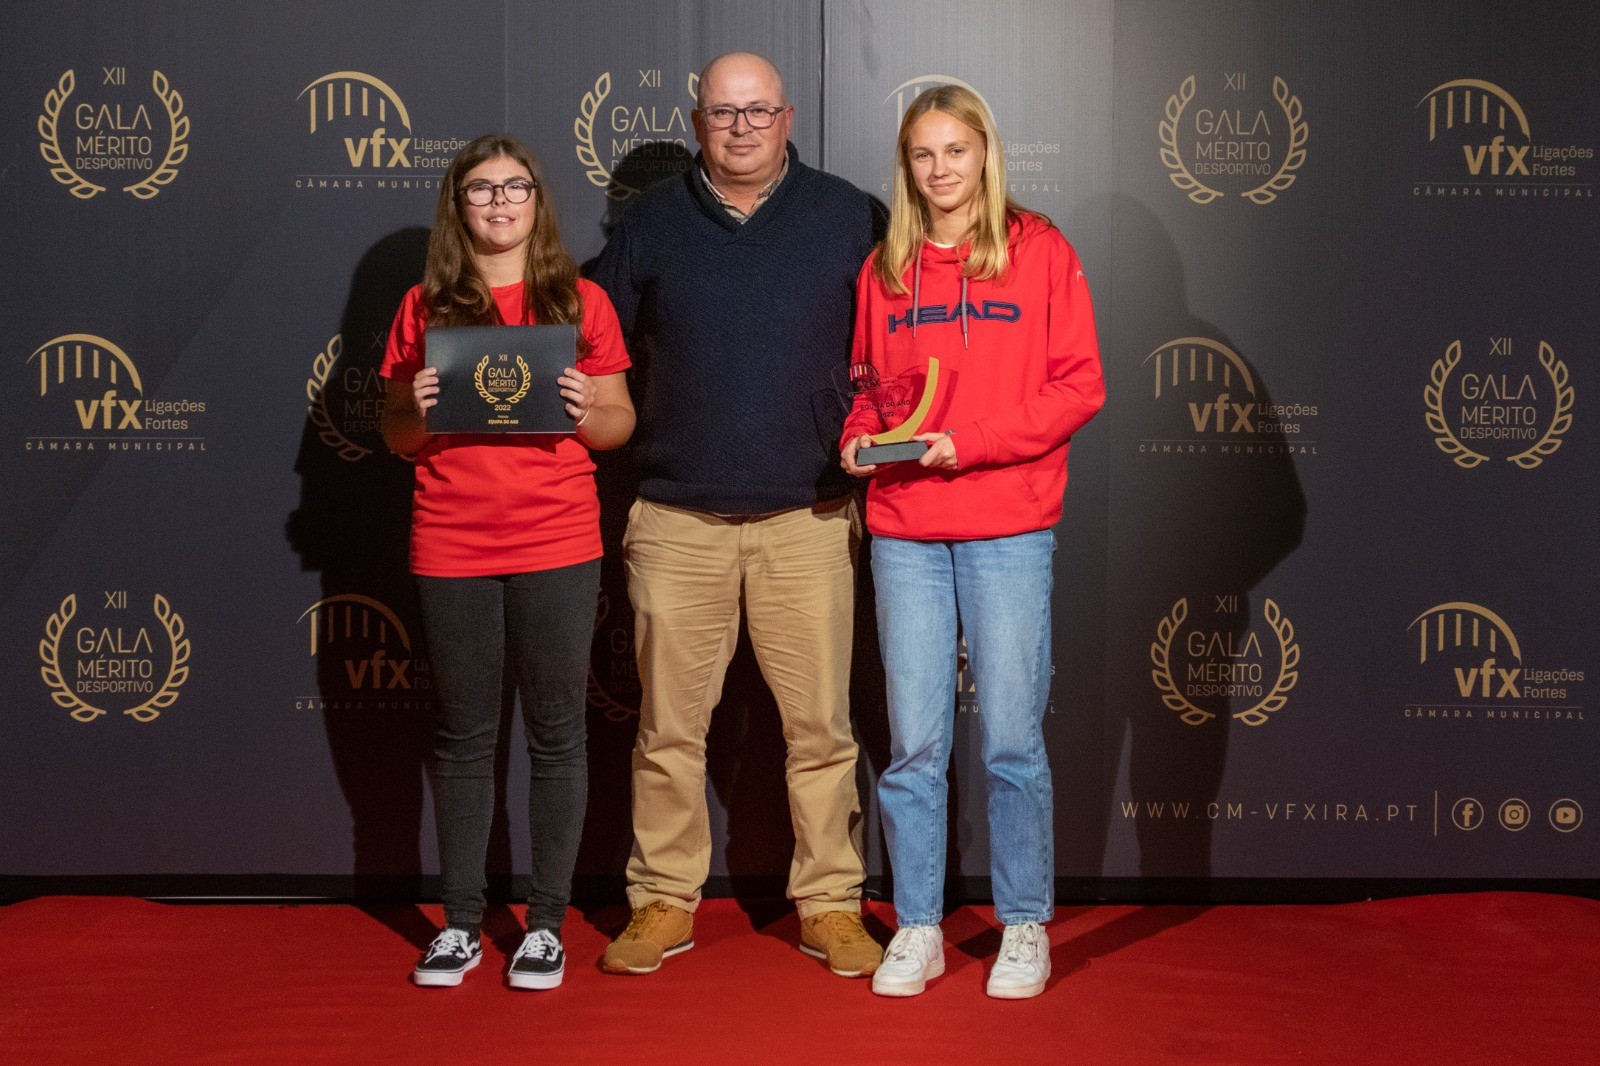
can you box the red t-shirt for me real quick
[380,278,631,577]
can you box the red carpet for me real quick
[2,893,1596,1065]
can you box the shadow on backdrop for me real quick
[287,227,459,945]
[1079,194,1306,882]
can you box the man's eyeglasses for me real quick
[459,179,536,206]
[698,104,790,130]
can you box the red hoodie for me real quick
[842,214,1106,541]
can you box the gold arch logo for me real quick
[27,332,147,435]
[293,70,464,184]
[30,333,143,399]
[1418,79,1531,143]
[38,591,191,723]
[24,332,208,450]
[1142,336,1259,437]
[1144,336,1256,402]
[1149,595,1300,727]
[1407,601,1530,705]
[299,593,412,655]
[1402,601,1585,719]
[1410,77,1594,197]
[298,594,428,698]
[298,71,412,135]
[1425,338,1573,469]
[1138,335,1320,455]
[1159,72,1307,205]
[576,68,697,200]
[1408,602,1521,666]
[37,67,189,200]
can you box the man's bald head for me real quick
[696,52,786,107]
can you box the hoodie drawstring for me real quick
[911,242,969,350]
[959,274,968,350]
[911,245,921,339]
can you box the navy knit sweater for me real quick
[588,144,875,514]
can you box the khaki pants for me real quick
[622,496,865,917]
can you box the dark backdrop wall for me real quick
[3,0,1595,900]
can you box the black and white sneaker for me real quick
[412,927,481,987]
[508,928,565,990]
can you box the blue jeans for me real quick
[872,530,1055,927]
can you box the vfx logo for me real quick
[24,333,206,452]
[1149,337,1258,431]
[1412,602,1524,698]
[1403,602,1585,723]
[1137,337,1319,456]
[1413,79,1594,198]
[1422,80,1533,176]
[297,594,431,709]
[33,334,143,427]
[300,71,413,167]
[294,71,461,190]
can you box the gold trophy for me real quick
[854,356,942,465]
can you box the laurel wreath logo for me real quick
[1150,598,1300,727]
[124,70,189,200]
[1160,75,1308,205]
[38,70,188,201]
[305,334,372,462]
[1159,77,1220,204]
[1508,342,1574,469]
[1426,340,1572,469]
[38,71,105,200]
[1243,77,1309,205]
[38,594,191,723]
[1425,342,1489,468]
[576,71,698,201]
[575,72,619,195]
[474,355,531,406]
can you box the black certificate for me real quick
[424,324,578,433]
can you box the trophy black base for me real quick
[858,440,930,465]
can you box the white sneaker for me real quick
[871,925,944,997]
[986,921,1050,999]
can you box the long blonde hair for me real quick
[874,85,1028,295]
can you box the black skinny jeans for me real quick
[416,559,598,933]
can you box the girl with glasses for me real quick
[381,134,635,990]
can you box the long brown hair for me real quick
[422,134,585,344]
[874,85,1036,296]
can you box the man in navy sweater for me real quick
[589,51,880,979]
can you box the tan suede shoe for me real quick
[799,910,883,977]
[601,901,694,975]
